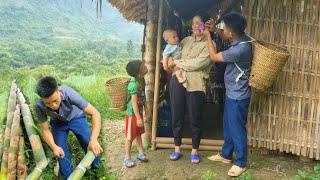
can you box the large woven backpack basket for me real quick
[105,77,130,111]
[249,40,291,91]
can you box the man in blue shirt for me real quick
[202,12,253,177]
[35,76,102,179]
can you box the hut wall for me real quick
[243,0,320,159]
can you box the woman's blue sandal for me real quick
[190,154,201,164]
[137,153,149,162]
[169,152,183,161]
[123,158,135,168]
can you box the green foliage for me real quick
[0,91,8,124]
[234,172,254,180]
[202,170,218,180]
[294,164,320,180]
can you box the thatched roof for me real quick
[108,0,147,23]
[107,0,242,24]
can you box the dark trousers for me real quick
[51,115,100,179]
[221,96,250,168]
[169,76,205,149]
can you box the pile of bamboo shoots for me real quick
[0,82,48,180]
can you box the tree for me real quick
[126,40,134,56]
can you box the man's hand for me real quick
[53,145,65,158]
[137,118,143,127]
[205,18,217,32]
[88,138,103,156]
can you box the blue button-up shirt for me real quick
[221,35,253,100]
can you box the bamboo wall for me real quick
[243,0,320,159]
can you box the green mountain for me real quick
[0,0,143,91]
[0,0,143,42]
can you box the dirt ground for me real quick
[102,120,316,180]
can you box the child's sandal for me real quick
[123,158,135,168]
[136,153,149,162]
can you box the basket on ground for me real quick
[249,40,291,91]
[105,77,130,111]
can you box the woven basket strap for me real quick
[232,39,255,82]
[234,62,249,83]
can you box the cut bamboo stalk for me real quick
[17,137,27,180]
[155,137,224,146]
[7,105,21,180]
[290,0,300,154]
[156,143,222,151]
[284,0,294,153]
[67,151,95,180]
[301,1,314,157]
[307,0,319,158]
[296,1,308,156]
[17,89,48,180]
[282,2,292,152]
[1,82,17,175]
[151,0,164,150]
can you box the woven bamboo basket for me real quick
[105,77,130,111]
[249,40,291,91]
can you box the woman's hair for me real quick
[221,12,247,37]
[194,12,210,23]
[37,76,58,98]
[126,60,142,77]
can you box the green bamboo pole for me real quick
[17,137,27,180]
[67,151,96,180]
[17,89,48,180]
[7,105,21,180]
[0,91,9,165]
[1,82,17,175]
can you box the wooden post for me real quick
[151,0,164,150]
[143,0,159,148]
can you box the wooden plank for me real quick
[156,143,222,151]
[155,137,224,146]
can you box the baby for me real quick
[162,29,186,83]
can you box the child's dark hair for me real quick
[221,12,247,37]
[36,76,58,98]
[126,60,142,77]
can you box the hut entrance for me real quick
[153,0,240,150]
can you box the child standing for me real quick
[162,29,186,83]
[123,60,149,168]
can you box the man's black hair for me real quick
[36,76,58,98]
[126,60,142,77]
[221,12,247,37]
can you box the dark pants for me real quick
[221,96,250,168]
[51,115,100,179]
[169,76,205,149]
